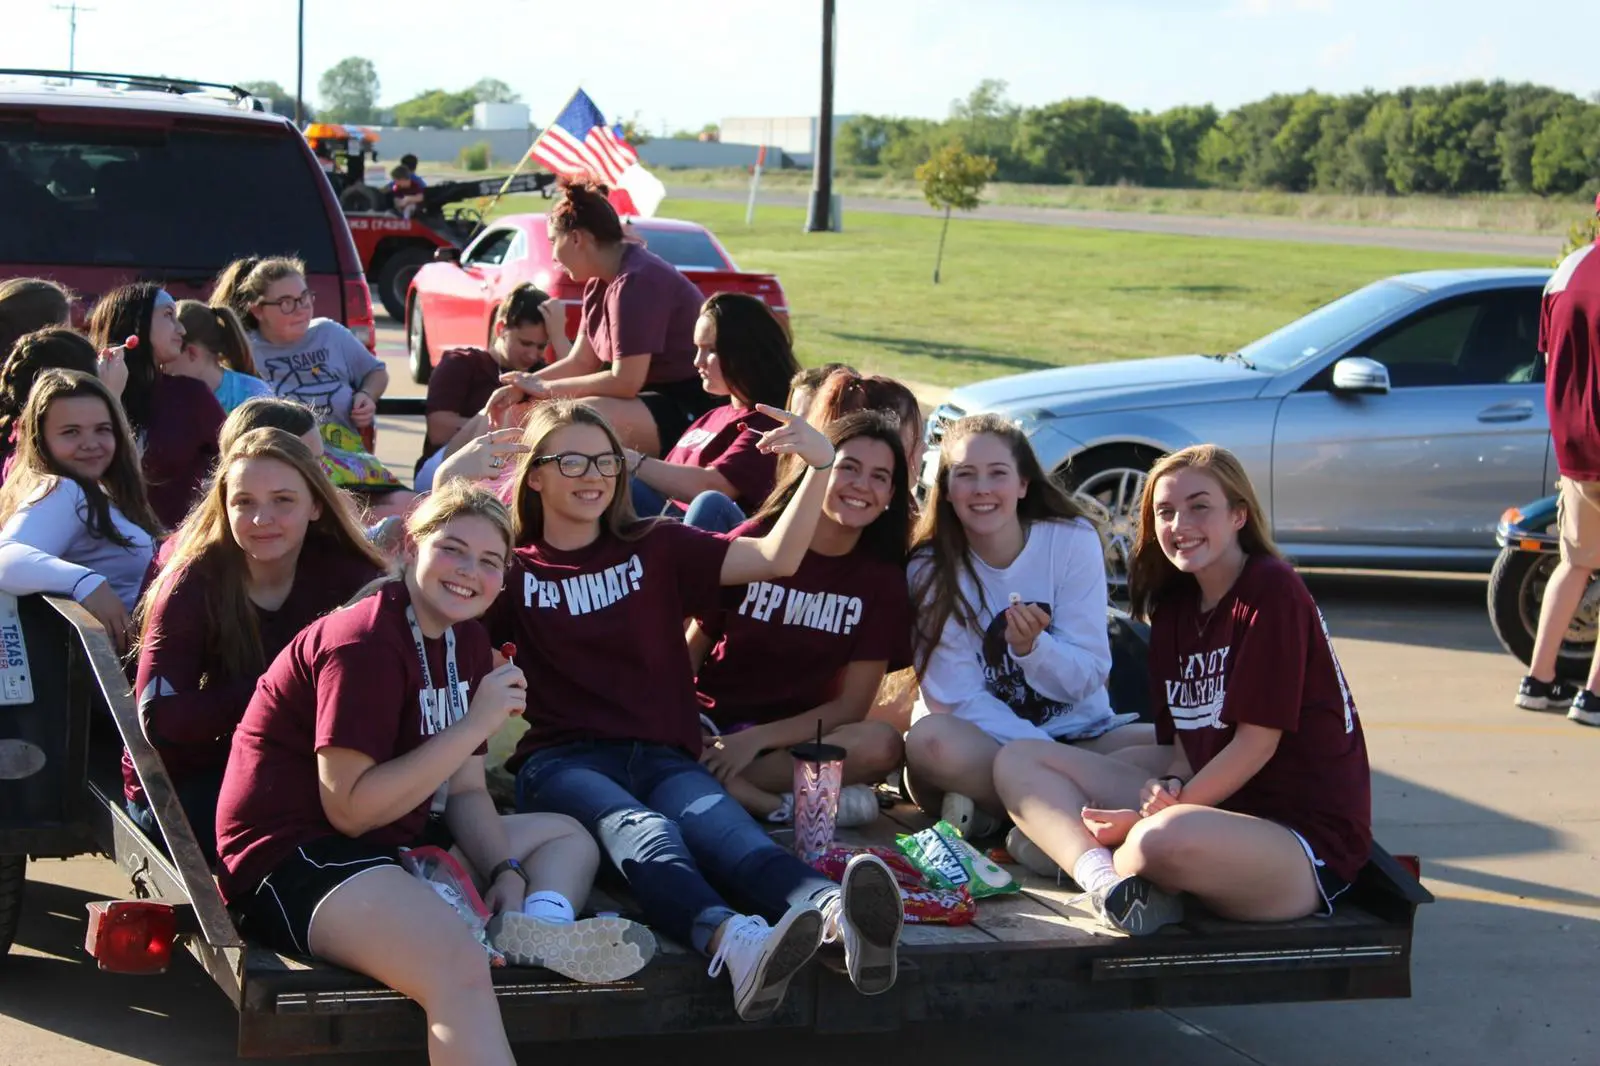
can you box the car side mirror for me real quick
[433,247,460,264]
[1331,356,1390,395]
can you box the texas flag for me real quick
[528,88,666,218]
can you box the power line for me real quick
[50,2,95,73]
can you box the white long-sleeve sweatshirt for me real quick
[0,477,154,611]
[910,517,1129,744]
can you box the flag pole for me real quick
[745,144,767,226]
[463,86,584,246]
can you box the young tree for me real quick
[318,57,381,124]
[916,142,996,284]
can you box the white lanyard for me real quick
[405,605,464,735]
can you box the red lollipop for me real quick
[499,642,516,661]
[122,335,139,350]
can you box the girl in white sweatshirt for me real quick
[904,414,1152,838]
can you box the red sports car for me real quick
[403,213,788,383]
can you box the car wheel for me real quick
[1487,547,1599,683]
[407,300,433,385]
[339,184,383,213]
[1060,447,1158,594]
[375,247,433,323]
[0,854,23,961]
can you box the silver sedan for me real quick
[921,268,1556,583]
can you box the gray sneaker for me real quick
[488,913,657,983]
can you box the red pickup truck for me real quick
[402,212,789,383]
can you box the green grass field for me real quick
[484,194,1546,391]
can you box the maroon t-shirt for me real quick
[422,346,503,461]
[123,541,384,805]
[214,580,493,903]
[1542,241,1600,480]
[1148,554,1372,883]
[661,404,779,506]
[582,243,704,387]
[695,519,911,729]
[489,522,729,766]
[143,374,225,529]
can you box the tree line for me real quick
[241,58,522,130]
[841,79,1600,198]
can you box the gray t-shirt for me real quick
[250,318,382,431]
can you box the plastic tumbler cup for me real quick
[789,741,847,863]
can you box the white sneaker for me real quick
[835,784,881,828]
[706,904,823,1021]
[1004,827,1064,881]
[940,792,1004,840]
[822,853,903,995]
[1090,875,1184,936]
[487,913,657,983]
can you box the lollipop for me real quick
[122,335,139,350]
[499,642,516,661]
[1008,593,1022,607]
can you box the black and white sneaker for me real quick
[1516,675,1576,711]
[1568,688,1600,727]
[1091,875,1184,936]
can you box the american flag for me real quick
[529,89,639,185]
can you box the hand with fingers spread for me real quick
[1004,601,1052,658]
[1080,806,1140,848]
[436,427,531,485]
[750,403,834,469]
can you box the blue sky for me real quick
[2,0,1593,132]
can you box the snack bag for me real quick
[894,820,1019,899]
[399,845,506,966]
[807,843,979,924]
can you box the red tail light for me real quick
[344,274,377,354]
[85,900,178,974]
[1394,854,1422,880]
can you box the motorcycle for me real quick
[1488,495,1600,682]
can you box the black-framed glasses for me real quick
[534,451,624,478]
[257,290,315,314]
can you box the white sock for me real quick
[523,891,575,923]
[1071,847,1121,896]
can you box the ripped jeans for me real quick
[516,740,839,955]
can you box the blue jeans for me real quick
[516,740,839,955]
[630,479,676,518]
[682,490,747,533]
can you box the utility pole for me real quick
[294,0,305,125]
[51,2,95,73]
[804,0,836,233]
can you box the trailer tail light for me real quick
[84,900,178,975]
[1394,854,1422,880]
[345,275,377,354]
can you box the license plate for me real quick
[0,593,35,705]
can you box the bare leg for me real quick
[902,714,1002,815]
[585,396,664,456]
[308,866,513,1066]
[992,739,1148,874]
[452,812,599,907]
[866,669,917,735]
[742,721,904,794]
[1118,806,1321,922]
[1530,560,1593,682]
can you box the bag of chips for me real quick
[894,820,1019,899]
[806,843,979,924]
[399,845,505,966]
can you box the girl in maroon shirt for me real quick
[625,292,800,527]
[129,426,388,862]
[490,399,905,1022]
[993,445,1372,937]
[690,411,912,824]
[215,484,653,1066]
[489,181,715,457]
[87,283,225,528]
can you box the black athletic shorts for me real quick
[640,378,724,453]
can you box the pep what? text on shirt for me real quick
[521,555,644,615]
[737,580,864,635]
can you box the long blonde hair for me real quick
[1127,444,1282,620]
[908,413,1090,678]
[509,400,651,546]
[138,428,388,679]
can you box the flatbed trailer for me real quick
[0,548,1432,1058]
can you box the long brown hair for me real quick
[0,278,72,359]
[1127,444,1282,621]
[750,410,911,565]
[0,369,162,544]
[0,328,99,461]
[909,414,1092,677]
[138,428,388,679]
[509,400,651,546]
[699,292,799,410]
[210,256,307,332]
[176,300,258,376]
[86,282,166,433]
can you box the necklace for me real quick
[1194,599,1220,639]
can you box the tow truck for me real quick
[302,123,558,321]
[0,528,1432,1058]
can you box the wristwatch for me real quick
[489,858,530,890]
[1158,775,1185,791]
